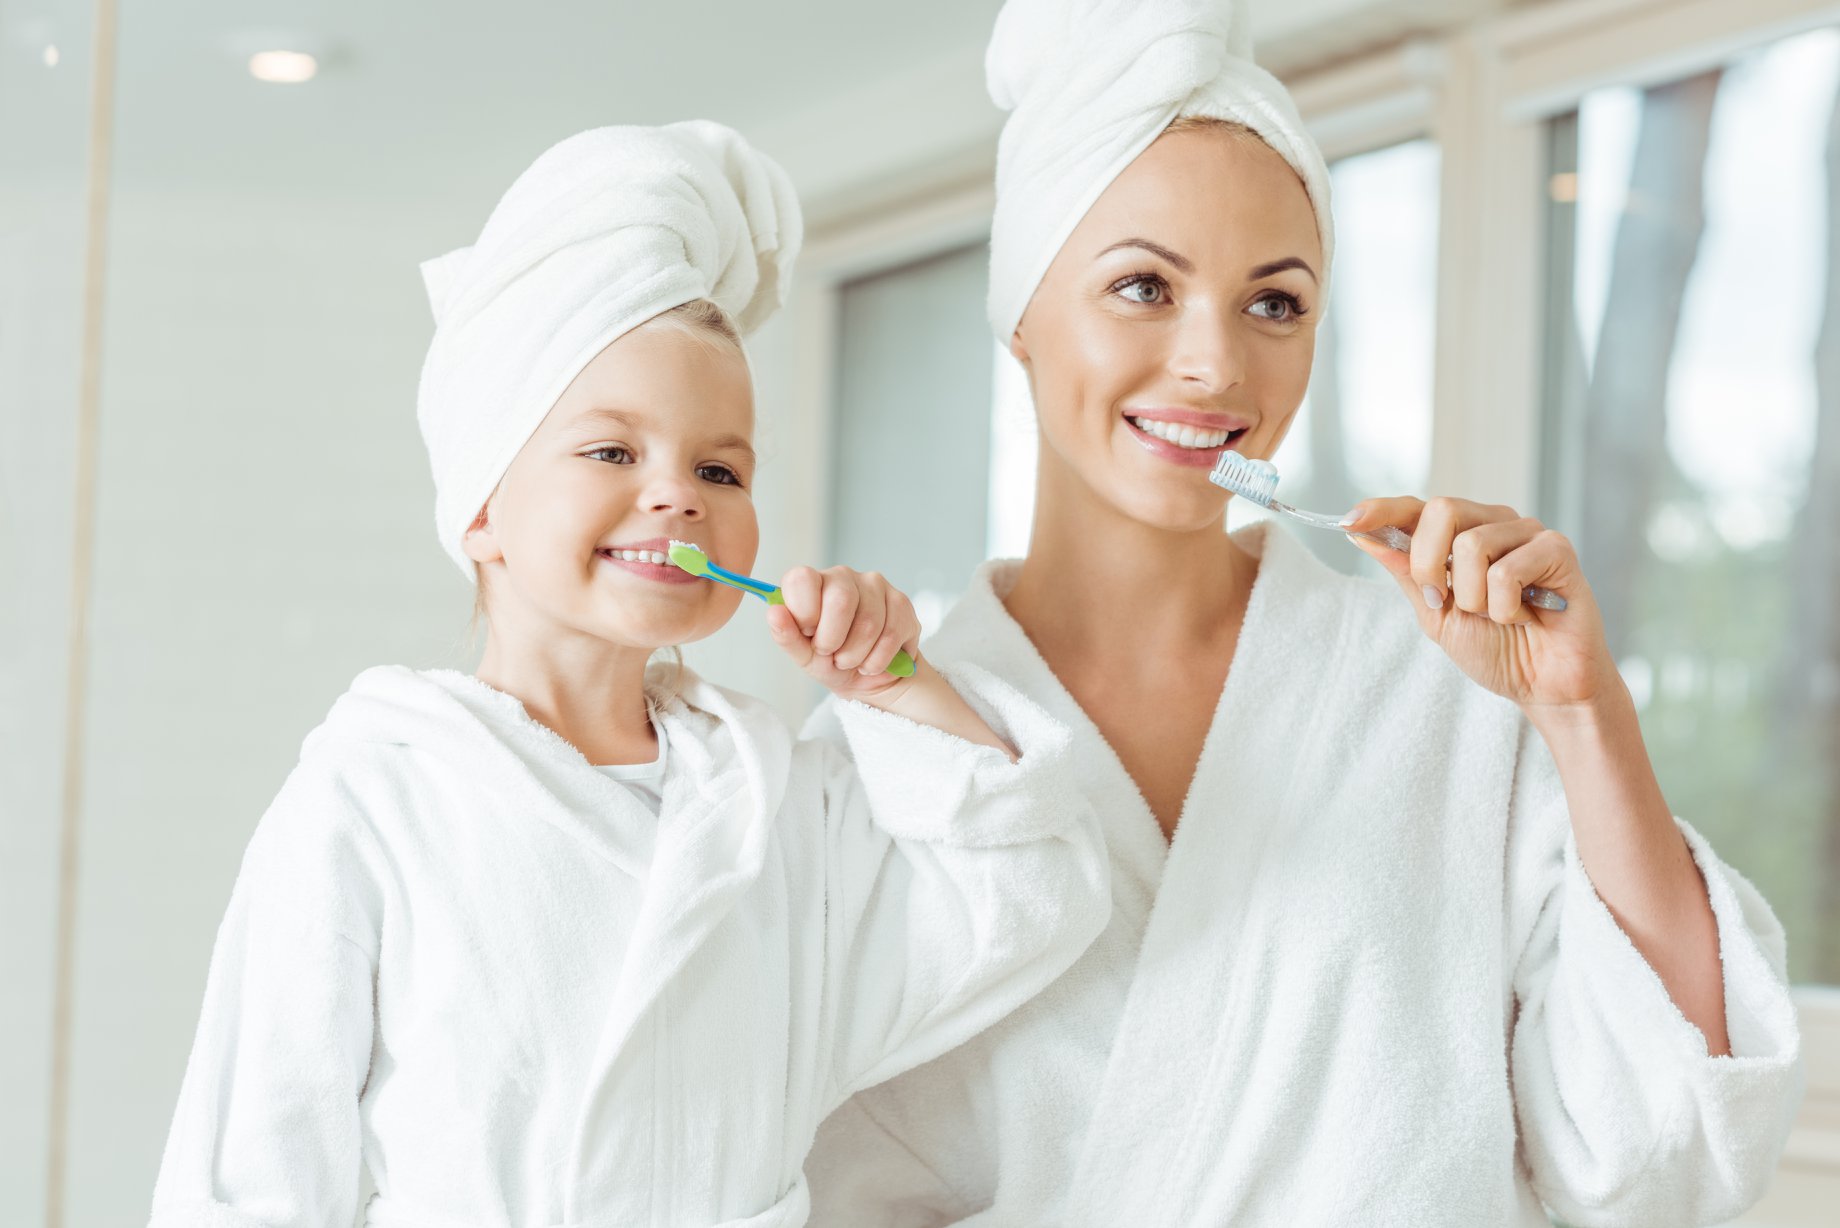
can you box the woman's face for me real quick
[1012,125,1324,534]
[465,321,758,652]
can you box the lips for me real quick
[1123,412,1249,467]
[595,537,701,585]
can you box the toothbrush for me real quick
[1207,451,1567,613]
[666,540,918,677]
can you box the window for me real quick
[1541,27,1840,986]
[829,241,994,631]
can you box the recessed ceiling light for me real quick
[248,49,317,84]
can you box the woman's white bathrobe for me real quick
[803,523,1804,1228]
[149,664,1108,1228]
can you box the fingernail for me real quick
[1338,510,1359,527]
[1422,585,1444,610]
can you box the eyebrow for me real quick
[1097,238,1193,272]
[1097,238,1319,286]
[569,407,756,462]
[1248,256,1319,284]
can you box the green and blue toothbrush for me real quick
[667,540,917,677]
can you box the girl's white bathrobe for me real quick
[803,523,1804,1228]
[149,664,1108,1228]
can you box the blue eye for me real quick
[585,445,633,464]
[1111,273,1168,305]
[697,464,742,487]
[1248,292,1306,323]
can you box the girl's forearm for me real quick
[857,663,1017,760]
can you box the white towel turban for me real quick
[986,0,1334,341]
[416,120,802,578]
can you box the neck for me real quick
[473,593,658,766]
[1006,456,1256,660]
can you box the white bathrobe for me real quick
[803,523,1803,1228]
[149,663,1108,1228]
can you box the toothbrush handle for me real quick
[756,586,916,677]
[1366,525,1568,613]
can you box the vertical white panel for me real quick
[0,0,98,1220]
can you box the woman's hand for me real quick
[1341,497,1623,721]
[768,565,921,704]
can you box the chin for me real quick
[1090,461,1230,534]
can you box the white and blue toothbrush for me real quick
[1208,451,1567,613]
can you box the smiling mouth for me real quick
[1125,416,1248,450]
[598,547,672,565]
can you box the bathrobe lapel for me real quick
[408,668,663,880]
[1062,527,1360,1213]
[565,676,793,1196]
[931,526,1361,1213]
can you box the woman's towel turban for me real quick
[416,120,801,578]
[985,0,1334,340]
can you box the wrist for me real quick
[1524,670,1637,746]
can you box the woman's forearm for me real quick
[1530,682,1732,1055]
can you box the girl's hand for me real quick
[767,565,921,704]
[1342,497,1624,721]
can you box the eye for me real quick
[1110,273,1169,306]
[1248,292,1306,323]
[697,463,742,487]
[585,445,634,464]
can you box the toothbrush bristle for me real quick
[1208,450,1281,507]
[666,539,711,577]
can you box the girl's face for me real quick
[465,322,758,651]
[1012,125,1324,534]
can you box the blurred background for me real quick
[4,0,1839,1224]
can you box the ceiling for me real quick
[11,0,1519,216]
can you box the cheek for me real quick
[1034,312,1161,430]
[716,495,761,571]
[1247,336,1315,425]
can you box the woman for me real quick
[803,1,1803,1224]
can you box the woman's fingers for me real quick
[1487,529,1576,625]
[1449,517,1543,618]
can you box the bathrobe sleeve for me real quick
[811,661,1109,1102]
[148,761,382,1228]
[1503,719,1804,1226]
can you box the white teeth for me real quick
[609,549,668,564]
[1129,417,1234,449]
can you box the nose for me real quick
[638,472,705,521]
[1166,302,1245,395]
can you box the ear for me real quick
[461,497,503,565]
[1008,326,1030,368]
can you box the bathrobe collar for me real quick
[303,660,795,1132]
[927,520,1356,886]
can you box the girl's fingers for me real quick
[765,603,814,667]
[778,565,824,635]
[810,570,862,657]
[861,589,919,675]
[832,573,888,672]
[1449,518,1543,617]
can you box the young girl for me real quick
[147,122,1107,1228]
